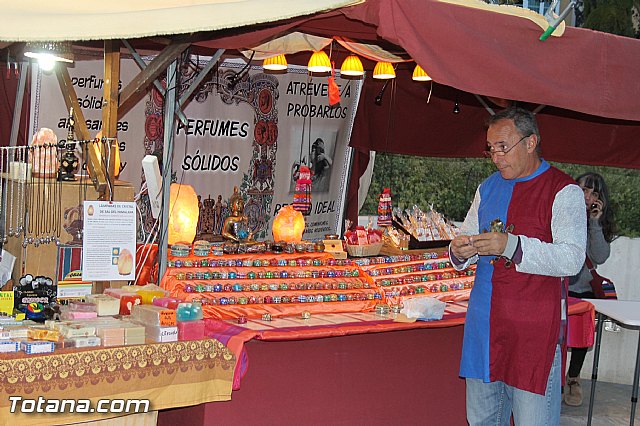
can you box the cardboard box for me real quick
[4,179,134,284]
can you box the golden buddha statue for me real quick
[222,187,254,242]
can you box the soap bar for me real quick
[145,325,178,343]
[131,304,176,326]
[119,294,142,315]
[57,323,96,338]
[21,340,55,354]
[176,302,203,322]
[0,340,20,353]
[27,326,62,342]
[177,320,205,341]
[71,336,102,348]
[85,295,120,316]
[136,289,166,305]
[61,311,98,320]
[69,301,97,312]
[4,326,28,339]
[152,297,183,310]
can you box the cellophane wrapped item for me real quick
[393,205,461,241]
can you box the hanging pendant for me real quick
[292,165,313,216]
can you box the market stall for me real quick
[1,0,636,423]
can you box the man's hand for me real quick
[451,235,479,261]
[470,232,508,256]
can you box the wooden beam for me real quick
[102,40,121,200]
[117,39,190,117]
[55,65,107,195]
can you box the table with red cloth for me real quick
[157,298,594,426]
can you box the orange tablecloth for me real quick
[0,339,235,426]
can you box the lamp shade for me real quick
[372,61,395,79]
[272,205,305,243]
[263,54,288,71]
[307,50,331,73]
[24,41,74,71]
[412,64,432,81]
[168,183,200,245]
[340,55,364,77]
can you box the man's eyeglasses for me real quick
[483,135,531,158]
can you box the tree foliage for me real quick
[360,154,640,238]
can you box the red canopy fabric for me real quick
[343,0,640,121]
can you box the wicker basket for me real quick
[345,242,384,257]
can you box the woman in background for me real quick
[564,172,616,406]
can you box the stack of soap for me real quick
[177,320,205,341]
[85,294,120,316]
[176,302,203,322]
[95,325,125,347]
[131,305,176,327]
[121,323,145,345]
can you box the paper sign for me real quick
[82,201,136,281]
[0,291,14,315]
[159,310,177,327]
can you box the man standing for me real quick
[450,107,586,425]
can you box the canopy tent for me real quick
[2,0,640,220]
[0,0,362,42]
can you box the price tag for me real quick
[159,310,176,326]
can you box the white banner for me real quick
[32,55,362,243]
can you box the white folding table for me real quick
[583,299,640,426]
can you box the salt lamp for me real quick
[30,128,59,178]
[168,183,199,245]
[272,205,305,242]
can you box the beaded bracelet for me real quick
[167,257,355,268]
[182,279,372,293]
[170,243,191,257]
[381,280,473,298]
[192,291,382,306]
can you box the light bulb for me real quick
[38,54,56,72]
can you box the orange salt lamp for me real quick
[272,205,305,242]
[168,183,199,245]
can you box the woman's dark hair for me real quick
[576,172,616,242]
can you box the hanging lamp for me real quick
[340,55,364,78]
[263,54,288,73]
[308,50,332,74]
[412,64,432,81]
[24,41,74,71]
[372,61,395,79]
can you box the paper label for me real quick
[159,310,176,326]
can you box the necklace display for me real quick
[0,142,65,248]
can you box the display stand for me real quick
[3,179,134,283]
[161,252,381,320]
